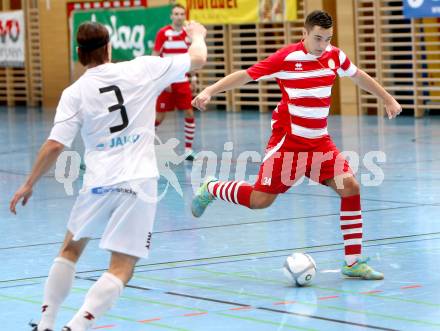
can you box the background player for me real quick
[10,20,207,331]
[191,10,402,281]
[153,4,198,161]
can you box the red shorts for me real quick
[254,129,352,194]
[156,81,192,112]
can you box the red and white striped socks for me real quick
[184,117,196,150]
[207,180,253,208]
[340,195,363,266]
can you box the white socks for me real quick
[37,259,124,331]
[66,272,124,331]
[38,257,76,331]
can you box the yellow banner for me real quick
[260,0,297,22]
[177,0,297,24]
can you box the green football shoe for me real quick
[191,177,217,217]
[341,257,384,280]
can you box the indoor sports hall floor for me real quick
[1,107,439,330]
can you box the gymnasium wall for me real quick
[1,0,439,117]
[354,0,440,117]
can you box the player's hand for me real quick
[10,183,33,215]
[192,88,211,111]
[185,21,207,39]
[384,97,402,119]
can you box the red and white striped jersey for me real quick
[247,41,357,140]
[154,25,191,82]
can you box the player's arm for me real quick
[350,69,402,119]
[192,70,252,111]
[152,28,165,56]
[9,140,64,214]
[186,22,207,71]
[193,45,286,111]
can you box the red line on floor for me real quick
[361,290,384,294]
[92,326,116,330]
[138,318,161,323]
[183,312,208,317]
[401,285,422,290]
[318,295,339,300]
[229,306,253,311]
[273,301,296,305]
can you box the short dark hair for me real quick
[76,22,109,66]
[172,3,186,12]
[304,10,333,30]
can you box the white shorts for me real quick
[67,178,157,259]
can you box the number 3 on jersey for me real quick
[99,85,128,133]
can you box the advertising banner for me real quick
[0,11,25,67]
[404,0,440,18]
[178,0,297,24]
[72,6,172,61]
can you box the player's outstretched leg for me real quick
[191,178,273,217]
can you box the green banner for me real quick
[72,5,171,61]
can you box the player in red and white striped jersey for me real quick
[192,11,403,280]
[153,4,197,161]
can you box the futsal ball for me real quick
[283,253,316,287]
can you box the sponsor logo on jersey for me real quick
[328,59,336,69]
[96,134,140,150]
[109,134,140,148]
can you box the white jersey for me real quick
[49,54,191,190]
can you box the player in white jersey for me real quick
[9,21,207,331]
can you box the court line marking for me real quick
[0,284,324,331]
[130,274,440,328]
[186,267,439,308]
[1,233,440,284]
[78,277,399,331]
[0,293,191,331]
[0,203,436,251]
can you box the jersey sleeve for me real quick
[153,29,166,53]
[48,86,82,148]
[337,49,358,77]
[137,54,191,91]
[246,47,290,81]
